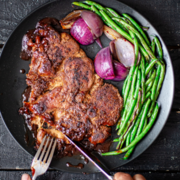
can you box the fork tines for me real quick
[33,135,56,164]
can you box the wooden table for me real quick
[0,0,180,179]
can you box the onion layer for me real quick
[104,25,122,40]
[60,10,103,46]
[112,61,129,81]
[109,40,118,60]
[60,10,83,29]
[94,47,115,80]
[70,17,94,45]
[114,38,135,67]
[81,11,103,38]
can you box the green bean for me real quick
[145,91,151,99]
[145,70,156,86]
[136,99,151,135]
[72,2,91,10]
[105,8,127,31]
[116,107,127,130]
[99,10,149,59]
[148,64,165,117]
[118,89,142,149]
[91,5,101,16]
[146,81,153,93]
[116,125,129,149]
[151,65,161,100]
[151,39,156,54]
[118,34,139,134]
[125,67,138,110]
[117,107,127,132]
[118,70,141,136]
[122,76,129,96]
[156,64,165,98]
[123,105,145,160]
[129,67,138,97]
[131,99,150,140]
[123,147,134,159]
[123,67,135,105]
[118,121,136,149]
[120,34,139,130]
[123,100,149,159]
[145,59,158,76]
[154,36,163,60]
[113,17,155,59]
[141,56,146,103]
[113,138,119,142]
[84,0,106,10]
[106,7,121,18]
[148,100,155,118]
[123,17,137,34]
[105,9,114,18]
[124,33,139,105]
[145,78,153,87]
[122,13,150,46]
[126,131,131,146]
[90,5,112,27]
[99,11,131,42]
[116,119,121,130]
[143,117,148,130]
[102,103,159,156]
[135,90,142,115]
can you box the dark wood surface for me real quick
[0,0,180,179]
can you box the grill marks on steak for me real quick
[19,18,123,154]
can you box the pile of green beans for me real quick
[72,1,165,159]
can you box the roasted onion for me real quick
[70,17,94,45]
[60,10,83,29]
[60,10,103,46]
[94,47,115,80]
[103,25,122,40]
[94,47,129,81]
[113,61,129,81]
[114,38,135,67]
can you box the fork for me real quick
[31,135,57,180]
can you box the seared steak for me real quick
[19,18,123,157]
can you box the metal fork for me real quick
[31,135,57,180]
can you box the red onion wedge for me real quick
[60,10,103,46]
[70,17,94,45]
[109,40,118,60]
[60,10,83,29]
[110,38,141,67]
[94,47,115,80]
[104,26,140,67]
[95,38,103,48]
[81,11,103,38]
[103,25,122,40]
[112,61,129,81]
[114,38,135,67]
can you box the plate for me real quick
[0,0,174,173]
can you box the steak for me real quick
[19,18,123,157]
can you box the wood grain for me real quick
[0,0,180,179]
[1,170,180,180]
[0,0,180,45]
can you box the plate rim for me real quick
[0,0,175,173]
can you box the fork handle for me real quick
[32,175,37,180]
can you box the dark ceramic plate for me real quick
[0,0,174,173]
